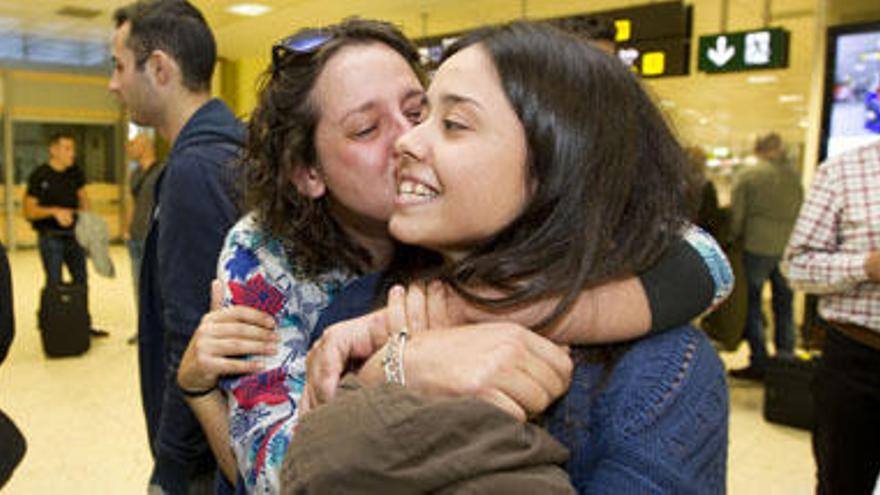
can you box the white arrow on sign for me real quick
[707,36,735,67]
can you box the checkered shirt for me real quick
[782,140,880,331]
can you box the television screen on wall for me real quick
[820,21,880,161]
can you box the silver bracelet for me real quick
[382,327,409,385]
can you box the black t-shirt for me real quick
[25,163,86,232]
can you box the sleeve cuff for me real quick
[640,238,714,332]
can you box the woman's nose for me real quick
[394,127,421,164]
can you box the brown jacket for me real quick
[282,375,574,494]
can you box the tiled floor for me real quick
[0,246,817,493]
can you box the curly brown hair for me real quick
[243,18,424,278]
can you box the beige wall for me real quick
[229,54,269,119]
[8,70,118,121]
[1,69,124,247]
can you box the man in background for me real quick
[728,132,803,380]
[23,133,107,338]
[783,140,880,494]
[109,0,243,491]
[124,132,162,345]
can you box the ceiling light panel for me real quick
[56,6,102,19]
[226,3,272,17]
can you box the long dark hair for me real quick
[244,18,424,278]
[398,22,689,329]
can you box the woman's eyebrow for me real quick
[438,92,483,111]
[401,88,427,105]
[338,100,380,123]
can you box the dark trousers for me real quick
[37,233,87,286]
[147,461,216,494]
[813,326,880,494]
[742,251,795,370]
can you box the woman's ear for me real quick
[528,175,539,197]
[291,165,327,199]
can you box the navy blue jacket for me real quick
[315,273,729,494]
[138,99,243,488]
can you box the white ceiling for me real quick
[0,0,878,151]
[0,0,122,42]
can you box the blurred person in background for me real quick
[556,15,617,56]
[691,145,748,352]
[684,145,723,240]
[580,16,617,55]
[123,132,163,345]
[728,132,803,381]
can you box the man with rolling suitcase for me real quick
[23,132,108,348]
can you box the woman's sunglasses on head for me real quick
[272,29,333,70]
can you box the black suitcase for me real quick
[38,283,90,357]
[763,354,818,430]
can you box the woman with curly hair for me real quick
[176,18,731,493]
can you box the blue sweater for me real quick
[545,327,728,493]
[316,273,729,494]
[138,98,244,487]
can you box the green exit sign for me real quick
[698,28,789,73]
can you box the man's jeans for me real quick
[743,251,795,371]
[38,233,87,286]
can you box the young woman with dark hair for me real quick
[293,21,729,493]
[176,19,731,493]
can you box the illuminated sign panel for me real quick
[615,19,632,42]
[415,1,691,78]
[698,28,790,73]
[549,1,691,78]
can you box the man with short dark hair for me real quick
[109,0,244,492]
[25,133,85,284]
[24,133,107,338]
